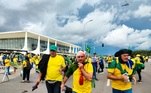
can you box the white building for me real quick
[0,31,81,55]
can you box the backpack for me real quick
[26,61,32,70]
[139,56,145,64]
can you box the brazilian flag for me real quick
[85,45,91,53]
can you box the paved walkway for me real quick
[0,60,151,93]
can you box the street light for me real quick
[82,19,93,51]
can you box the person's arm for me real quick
[32,72,42,91]
[132,75,136,85]
[61,76,69,91]
[35,72,42,85]
[80,68,93,81]
[61,63,77,91]
[60,65,66,71]
[107,73,128,81]
[78,63,92,81]
[107,60,125,81]
[59,56,66,74]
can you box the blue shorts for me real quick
[112,88,132,93]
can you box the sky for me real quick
[0,0,151,55]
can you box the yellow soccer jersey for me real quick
[5,59,11,67]
[45,55,66,81]
[72,62,93,93]
[107,60,133,91]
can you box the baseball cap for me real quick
[50,45,57,51]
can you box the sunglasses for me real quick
[77,56,84,58]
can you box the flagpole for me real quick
[83,19,93,51]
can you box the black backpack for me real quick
[26,61,32,70]
[140,56,145,64]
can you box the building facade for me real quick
[0,31,81,55]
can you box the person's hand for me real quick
[60,83,65,91]
[32,80,40,91]
[78,62,84,69]
[121,74,129,82]
[132,76,137,85]
[32,84,38,91]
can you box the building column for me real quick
[75,47,78,53]
[42,39,50,54]
[31,36,40,55]
[22,31,28,50]
[72,46,75,53]
[55,41,57,46]
[37,36,40,54]
[69,45,71,53]
[46,39,50,54]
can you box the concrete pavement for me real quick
[0,60,151,93]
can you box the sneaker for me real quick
[99,72,104,74]
[21,80,25,83]
[137,80,142,83]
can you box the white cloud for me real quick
[0,0,27,10]
[23,22,46,34]
[103,25,133,48]
[136,40,151,49]
[103,25,151,49]
[128,30,150,49]
[85,0,102,6]
[0,16,5,26]
[134,4,151,18]
[52,9,116,44]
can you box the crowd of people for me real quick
[0,52,41,82]
[0,45,150,93]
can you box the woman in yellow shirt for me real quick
[13,56,18,73]
[21,56,32,83]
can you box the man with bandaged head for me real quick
[61,51,93,93]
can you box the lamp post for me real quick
[82,19,93,51]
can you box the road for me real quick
[0,59,151,93]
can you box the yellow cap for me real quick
[136,54,141,57]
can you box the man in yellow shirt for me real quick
[107,49,136,93]
[13,56,18,73]
[61,51,93,93]
[33,45,66,93]
[4,57,11,75]
[135,54,144,83]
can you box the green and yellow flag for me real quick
[85,45,91,53]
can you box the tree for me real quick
[132,50,151,56]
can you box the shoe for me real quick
[99,72,104,74]
[137,80,142,83]
[21,80,25,83]
[95,78,99,81]
[22,90,28,93]
[26,80,31,83]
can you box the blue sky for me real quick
[0,0,151,55]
